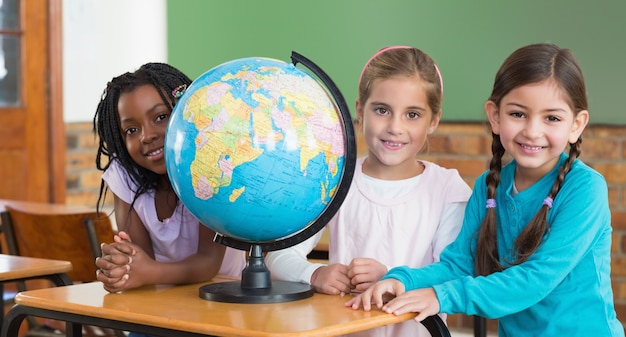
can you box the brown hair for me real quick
[476,43,588,275]
[358,47,443,117]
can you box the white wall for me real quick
[62,0,167,122]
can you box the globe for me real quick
[164,52,356,303]
[166,53,354,243]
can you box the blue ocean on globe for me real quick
[165,57,347,242]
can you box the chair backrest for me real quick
[3,203,115,283]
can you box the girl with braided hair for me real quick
[93,63,246,295]
[347,43,624,336]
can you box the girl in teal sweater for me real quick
[347,43,624,336]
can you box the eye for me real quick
[124,127,138,136]
[406,111,420,120]
[546,115,561,122]
[156,113,169,123]
[374,107,389,116]
[509,111,525,119]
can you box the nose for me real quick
[140,124,158,143]
[386,114,404,135]
[523,116,544,139]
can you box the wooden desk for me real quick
[0,254,72,284]
[2,276,449,337]
[0,254,73,331]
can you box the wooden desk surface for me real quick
[0,254,72,282]
[14,276,415,337]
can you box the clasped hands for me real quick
[95,231,149,292]
[310,257,387,295]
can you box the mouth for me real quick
[382,140,405,149]
[145,147,164,158]
[518,143,545,151]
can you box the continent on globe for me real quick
[166,57,348,243]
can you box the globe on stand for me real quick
[165,52,356,303]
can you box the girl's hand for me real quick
[310,264,352,295]
[96,233,140,293]
[345,278,405,311]
[382,288,440,322]
[114,230,133,243]
[96,240,155,293]
[96,241,133,292]
[347,257,388,292]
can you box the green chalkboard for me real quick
[167,0,626,124]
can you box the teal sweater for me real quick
[384,154,624,336]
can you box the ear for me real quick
[428,110,442,134]
[569,110,589,143]
[355,99,363,124]
[484,100,500,135]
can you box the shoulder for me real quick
[102,159,137,203]
[422,161,471,189]
[421,161,472,201]
[560,159,607,192]
[569,159,606,181]
[102,158,130,184]
[422,161,462,179]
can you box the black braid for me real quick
[93,63,192,213]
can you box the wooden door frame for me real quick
[0,0,65,203]
[48,0,65,202]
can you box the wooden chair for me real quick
[2,202,123,337]
[3,205,114,283]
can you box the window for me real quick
[0,0,20,106]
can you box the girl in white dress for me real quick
[266,46,471,337]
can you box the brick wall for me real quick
[66,121,626,333]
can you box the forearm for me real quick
[266,230,325,283]
[133,253,223,285]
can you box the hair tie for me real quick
[172,84,187,98]
[543,197,553,209]
[486,199,496,209]
[358,45,444,95]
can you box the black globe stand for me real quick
[199,244,314,303]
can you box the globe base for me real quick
[199,243,314,303]
[199,280,314,303]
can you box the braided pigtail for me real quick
[512,137,582,264]
[475,133,506,276]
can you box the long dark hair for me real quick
[93,62,192,212]
[476,43,588,276]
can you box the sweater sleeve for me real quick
[265,228,326,284]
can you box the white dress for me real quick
[266,157,472,337]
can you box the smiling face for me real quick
[117,84,172,175]
[356,75,440,180]
[485,79,588,185]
